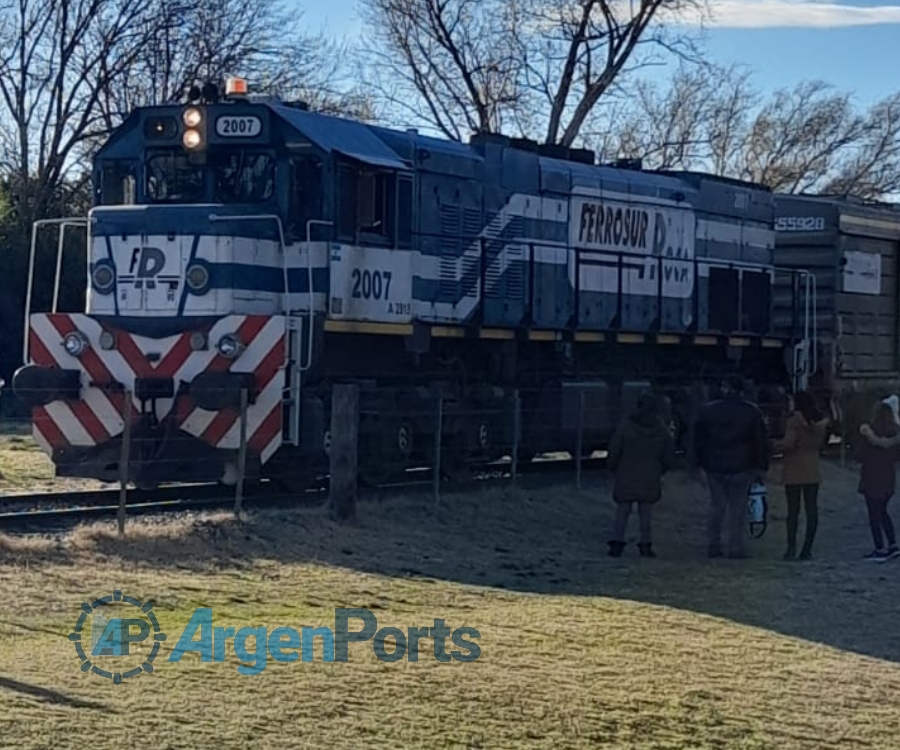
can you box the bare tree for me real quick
[593,64,760,171]
[521,0,705,146]
[0,0,162,221]
[0,0,372,227]
[741,81,868,194]
[360,0,705,145]
[820,92,900,199]
[595,64,900,201]
[360,0,524,140]
[99,0,373,126]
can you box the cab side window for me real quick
[338,165,392,244]
[337,164,413,247]
[98,162,136,206]
[288,155,324,239]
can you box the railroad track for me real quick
[0,455,612,533]
[0,445,857,534]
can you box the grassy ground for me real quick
[0,430,107,495]
[1,452,899,748]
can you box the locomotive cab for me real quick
[13,82,317,486]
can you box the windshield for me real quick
[212,152,275,203]
[146,152,204,203]
[145,150,275,204]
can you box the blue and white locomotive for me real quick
[12,78,810,488]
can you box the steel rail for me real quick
[0,456,613,532]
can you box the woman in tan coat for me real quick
[773,391,829,560]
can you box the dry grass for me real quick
[0,431,108,495]
[0,460,899,749]
[0,433,55,488]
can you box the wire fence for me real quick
[0,380,808,533]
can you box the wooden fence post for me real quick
[330,384,360,521]
[511,389,520,486]
[433,394,443,507]
[576,388,584,490]
[117,392,132,536]
[234,388,249,518]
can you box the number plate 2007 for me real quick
[215,116,262,137]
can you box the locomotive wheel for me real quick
[476,403,510,462]
[272,470,319,494]
[359,417,414,487]
[475,417,492,458]
[439,416,472,483]
[359,413,392,487]
[266,445,324,494]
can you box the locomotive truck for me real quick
[12,78,815,489]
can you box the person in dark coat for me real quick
[606,393,677,558]
[856,401,900,561]
[693,376,769,559]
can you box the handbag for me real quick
[748,478,768,539]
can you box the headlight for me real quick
[185,262,210,292]
[216,333,243,359]
[190,331,207,351]
[183,107,202,128]
[91,263,115,294]
[99,330,116,350]
[63,331,89,357]
[183,129,202,149]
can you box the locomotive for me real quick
[12,78,814,489]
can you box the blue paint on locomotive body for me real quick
[90,98,778,338]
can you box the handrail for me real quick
[53,221,89,313]
[305,220,334,372]
[569,245,820,352]
[23,217,89,363]
[573,247,770,335]
[775,267,816,392]
[811,272,818,376]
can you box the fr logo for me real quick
[68,590,167,684]
[124,246,177,294]
[129,246,166,278]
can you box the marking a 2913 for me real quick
[215,116,262,137]
[351,269,392,300]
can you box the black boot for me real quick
[638,543,656,558]
[608,540,625,557]
[799,508,818,561]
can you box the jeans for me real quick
[785,483,819,555]
[612,502,654,544]
[706,471,755,556]
[864,494,897,550]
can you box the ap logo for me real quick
[68,590,167,684]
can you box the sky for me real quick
[293,0,900,112]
